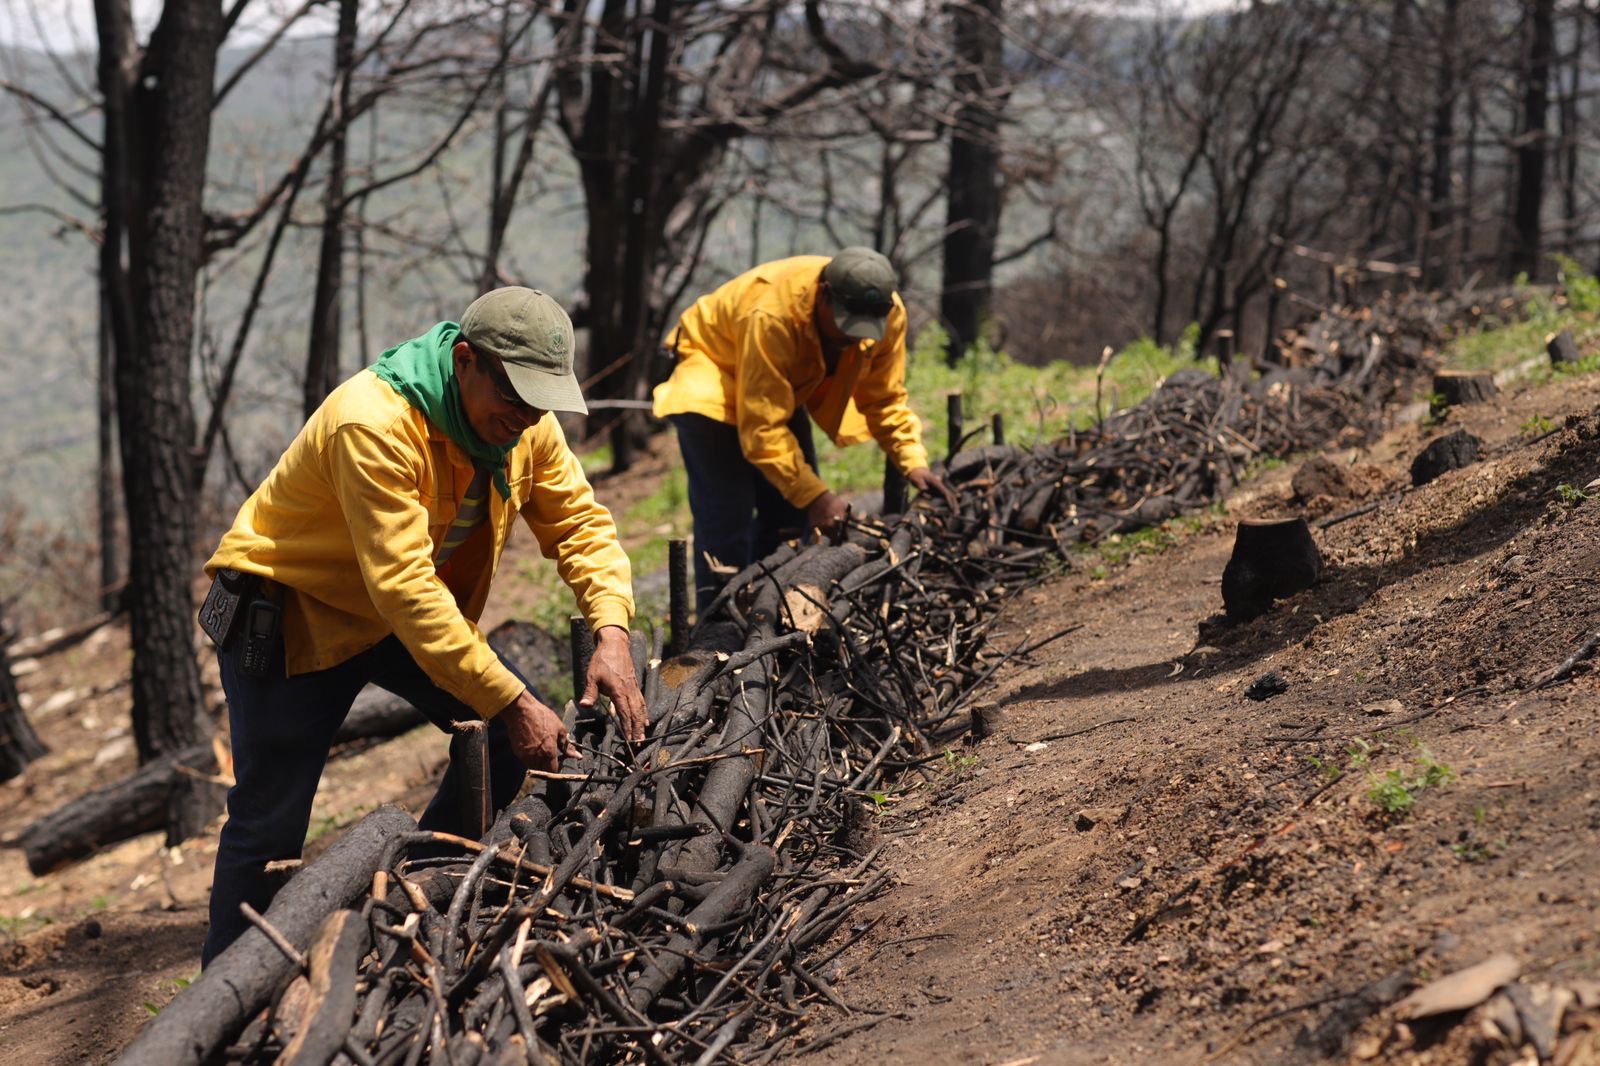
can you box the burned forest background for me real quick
[1,0,1599,889]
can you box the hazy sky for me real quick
[0,0,1243,54]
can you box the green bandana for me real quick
[372,321,512,499]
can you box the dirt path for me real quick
[4,371,1600,1064]
[789,371,1600,1065]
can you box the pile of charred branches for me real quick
[115,286,1525,1065]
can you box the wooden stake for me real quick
[449,720,490,842]
[668,538,689,656]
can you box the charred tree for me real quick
[550,0,880,471]
[302,0,359,419]
[0,605,48,783]
[940,0,1006,366]
[1510,0,1553,281]
[96,0,223,841]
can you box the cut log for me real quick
[1411,429,1482,487]
[114,804,415,1066]
[11,743,217,874]
[1547,329,1582,366]
[1221,518,1323,622]
[625,845,776,1014]
[1432,369,1499,406]
[276,909,370,1066]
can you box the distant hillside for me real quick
[0,37,592,528]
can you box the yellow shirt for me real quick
[206,368,633,718]
[651,255,930,507]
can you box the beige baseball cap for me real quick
[460,287,588,414]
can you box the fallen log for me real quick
[10,742,218,874]
[114,804,415,1066]
[331,685,426,744]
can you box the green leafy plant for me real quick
[1553,254,1600,314]
[1556,482,1591,505]
[942,748,979,778]
[1365,748,1455,816]
[1520,413,1555,436]
[1307,754,1342,783]
[1424,391,1449,425]
[1367,769,1416,814]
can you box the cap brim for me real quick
[829,294,887,342]
[503,361,589,415]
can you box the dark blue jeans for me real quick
[671,411,819,613]
[201,631,529,966]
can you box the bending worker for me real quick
[652,246,956,610]
[198,286,646,965]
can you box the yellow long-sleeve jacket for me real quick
[206,368,633,718]
[650,255,930,507]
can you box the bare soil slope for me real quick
[3,373,1600,1065]
[789,371,1600,1065]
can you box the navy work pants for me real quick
[671,410,819,613]
[200,631,529,966]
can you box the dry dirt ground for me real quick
[4,371,1600,1065]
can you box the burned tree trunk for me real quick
[1221,518,1323,622]
[1432,369,1499,406]
[0,606,48,783]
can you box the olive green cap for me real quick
[822,247,898,341]
[460,287,587,414]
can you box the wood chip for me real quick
[1393,953,1521,1019]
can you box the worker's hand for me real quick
[805,490,849,542]
[500,690,579,771]
[581,625,648,743]
[906,467,959,511]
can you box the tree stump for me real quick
[1411,429,1481,487]
[1547,329,1582,366]
[1221,518,1323,622]
[1432,369,1499,406]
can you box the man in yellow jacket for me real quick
[199,286,646,965]
[652,247,955,609]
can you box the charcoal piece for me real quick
[1245,671,1290,701]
